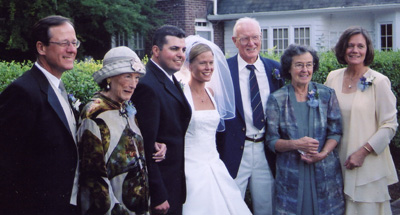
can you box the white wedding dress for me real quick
[182,85,252,215]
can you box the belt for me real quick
[245,136,264,142]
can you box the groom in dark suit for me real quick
[0,15,79,214]
[216,17,284,215]
[131,25,191,215]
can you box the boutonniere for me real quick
[307,88,319,108]
[178,79,185,91]
[358,75,375,92]
[124,100,137,117]
[272,68,281,80]
[68,94,81,112]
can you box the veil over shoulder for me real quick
[177,35,235,131]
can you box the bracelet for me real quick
[363,145,371,153]
[321,149,329,157]
[321,149,329,154]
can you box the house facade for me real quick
[209,0,400,56]
[156,0,400,56]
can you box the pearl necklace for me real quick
[348,76,353,88]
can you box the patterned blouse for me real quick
[77,93,148,215]
[265,82,345,215]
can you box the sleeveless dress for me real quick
[182,85,252,215]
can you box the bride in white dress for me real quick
[180,36,252,215]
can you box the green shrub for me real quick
[0,60,102,104]
[0,61,33,92]
[1,51,400,146]
[62,60,102,104]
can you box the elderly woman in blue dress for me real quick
[265,44,345,215]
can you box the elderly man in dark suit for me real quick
[0,15,80,214]
[217,17,284,215]
[131,25,191,215]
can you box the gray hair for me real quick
[233,17,261,37]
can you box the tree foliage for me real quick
[0,0,163,61]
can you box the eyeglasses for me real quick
[293,63,314,70]
[237,35,261,45]
[49,40,81,48]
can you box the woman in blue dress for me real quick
[265,44,345,215]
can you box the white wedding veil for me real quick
[179,35,235,131]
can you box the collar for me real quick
[150,59,174,82]
[35,62,61,89]
[237,54,263,72]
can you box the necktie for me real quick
[59,81,69,104]
[247,65,265,130]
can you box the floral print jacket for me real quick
[77,93,148,215]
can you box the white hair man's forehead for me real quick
[233,17,261,37]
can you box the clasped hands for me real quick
[295,136,325,164]
[153,142,167,162]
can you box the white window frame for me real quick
[273,27,289,54]
[380,23,393,51]
[261,28,268,54]
[195,18,214,42]
[294,27,310,46]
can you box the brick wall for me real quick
[151,0,225,54]
[156,0,210,36]
[212,21,225,52]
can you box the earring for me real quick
[106,79,110,90]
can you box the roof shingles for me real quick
[217,0,400,14]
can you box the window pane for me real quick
[261,29,268,53]
[197,31,211,41]
[381,37,387,47]
[273,27,288,53]
[294,27,310,46]
[388,24,393,35]
[380,24,392,51]
[381,25,386,35]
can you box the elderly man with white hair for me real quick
[217,17,284,215]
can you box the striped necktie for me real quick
[247,64,265,130]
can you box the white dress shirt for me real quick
[237,55,270,138]
[151,59,174,83]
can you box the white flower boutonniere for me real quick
[358,75,375,92]
[68,94,81,112]
[178,79,185,91]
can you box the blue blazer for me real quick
[131,60,192,213]
[216,55,284,178]
[0,65,78,214]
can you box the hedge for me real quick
[1,51,400,145]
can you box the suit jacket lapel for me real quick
[148,61,191,111]
[32,66,73,136]
[228,56,245,123]
[261,57,282,92]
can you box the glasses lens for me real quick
[239,37,249,45]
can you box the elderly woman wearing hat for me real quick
[77,46,163,215]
